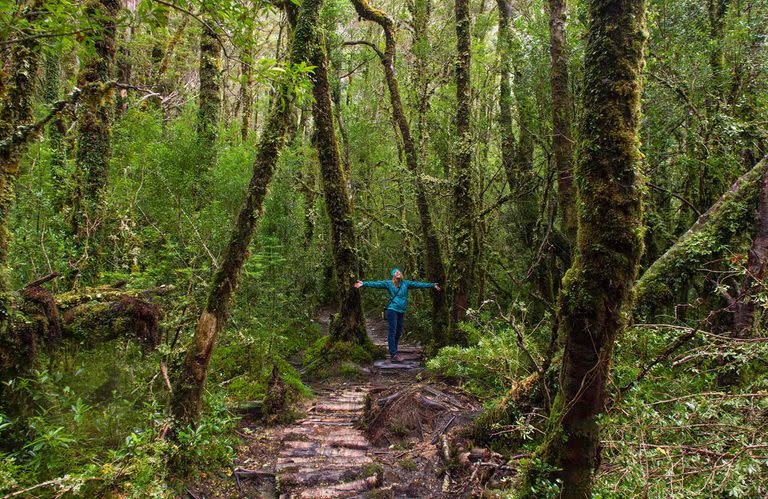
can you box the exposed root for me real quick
[363,382,479,447]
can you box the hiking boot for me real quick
[392,354,403,362]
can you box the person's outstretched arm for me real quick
[405,280,441,290]
[354,279,389,289]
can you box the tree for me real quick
[520,0,648,495]
[548,0,576,244]
[43,53,68,209]
[305,0,368,346]
[448,0,475,335]
[70,0,120,273]
[197,15,222,179]
[634,156,767,318]
[171,2,315,426]
[348,0,449,346]
[0,0,43,287]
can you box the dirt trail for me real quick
[221,313,446,498]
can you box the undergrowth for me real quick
[427,309,768,497]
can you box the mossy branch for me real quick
[0,82,116,159]
[635,155,768,318]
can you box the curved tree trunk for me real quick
[520,0,647,495]
[349,0,449,347]
[171,4,311,427]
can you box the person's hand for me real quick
[434,283,441,291]
[354,280,364,288]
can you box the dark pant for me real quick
[385,308,405,357]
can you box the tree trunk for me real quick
[349,0,449,346]
[171,3,312,427]
[197,18,222,177]
[240,45,253,141]
[634,156,767,319]
[70,0,120,273]
[520,0,647,495]
[408,0,431,164]
[732,162,768,338]
[496,0,515,192]
[449,0,475,336]
[0,1,43,288]
[708,0,731,102]
[548,0,576,244]
[307,0,367,346]
[43,53,68,209]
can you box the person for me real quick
[355,268,440,361]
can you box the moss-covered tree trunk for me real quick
[43,53,68,209]
[70,0,119,273]
[634,156,767,318]
[732,162,768,338]
[548,0,576,244]
[409,0,431,164]
[496,0,515,191]
[708,0,731,105]
[0,1,43,287]
[240,44,253,141]
[307,0,367,346]
[520,0,647,495]
[716,160,768,385]
[349,0,449,346]
[449,0,475,335]
[171,4,311,427]
[197,17,222,179]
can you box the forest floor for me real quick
[190,310,494,498]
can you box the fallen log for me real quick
[60,293,162,351]
[634,156,768,318]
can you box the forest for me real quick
[0,0,767,496]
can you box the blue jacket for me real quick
[362,279,434,313]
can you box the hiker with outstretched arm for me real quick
[354,268,440,361]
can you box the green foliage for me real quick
[427,310,542,397]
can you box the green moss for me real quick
[302,335,384,378]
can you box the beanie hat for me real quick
[391,267,402,277]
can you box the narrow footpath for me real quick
[212,313,446,499]
[273,315,425,497]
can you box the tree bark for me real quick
[70,0,120,271]
[307,0,368,345]
[732,161,768,338]
[240,44,253,141]
[171,3,311,427]
[43,53,68,209]
[634,156,767,319]
[349,0,449,346]
[0,1,43,289]
[197,17,222,177]
[449,0,475,335]
[520,0,647,495]
[548,0,576,244]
